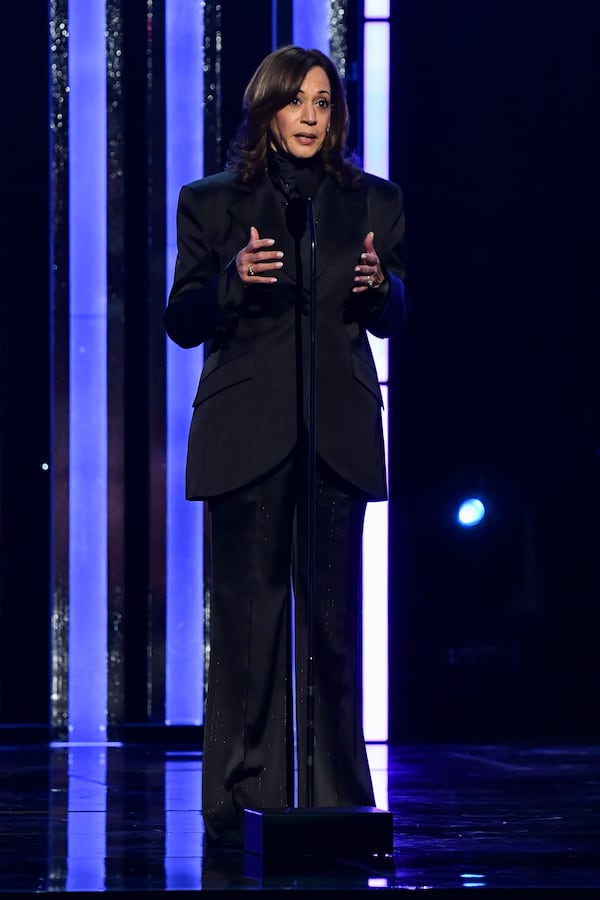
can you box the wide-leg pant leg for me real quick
[202,456,297,839]
[294,463,376,809]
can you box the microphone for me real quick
[285,169,319,240]
[294,168,319,202]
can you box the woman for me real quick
[165,45,408,843]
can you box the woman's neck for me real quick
[268,145,322,173]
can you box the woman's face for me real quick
[269,66,332,159]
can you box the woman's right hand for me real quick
[236,226,284,284]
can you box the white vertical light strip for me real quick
[366,743,389,810]
[362,9,390,742]
[363,23,390,178]
[363,385,389,741]
[68,0,108,742]
[165,1,205,724]
[293,0,330,51]
[365,0,390,18]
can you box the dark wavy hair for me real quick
[227,45,362,189]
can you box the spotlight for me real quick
[457,498,486,527]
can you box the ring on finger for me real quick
[366,275,374,288]
[247,265,255,277]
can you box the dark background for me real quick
[388,1,600,739]
[1,1,598,739]
[0,5,51,724]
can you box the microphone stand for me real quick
[243,184,393,869]
[305,194,317,809]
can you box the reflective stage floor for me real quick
[0,741,599,896]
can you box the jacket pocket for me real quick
[351,353,383,406]
[193,350,254,406]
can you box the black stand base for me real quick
[243,806,393,861]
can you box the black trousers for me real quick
[202,449,375,840]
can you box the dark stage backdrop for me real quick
[387,1,600,740]
[0,3,51,729]
[0,0,598,741]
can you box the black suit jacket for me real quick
[165,168,408,500]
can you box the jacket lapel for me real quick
[228,178,297,287]
[315,179,368,280]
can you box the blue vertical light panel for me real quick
[293,0,330,51]
[362,0,391,742]
[68,0,108,742]
[165,0,205,724]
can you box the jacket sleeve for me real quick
[360,179,410,339]
[164,183,245,349]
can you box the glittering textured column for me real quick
[202,1,222,177]
[329,0,349,76]
[201,0,222,704]
[147,0,168,725]
[50,0,70,740]
[106,0,126,735]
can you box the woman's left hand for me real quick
[353,231,386,293]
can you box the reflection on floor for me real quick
[0,741,599,895]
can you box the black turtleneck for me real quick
[267,147,325,202]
